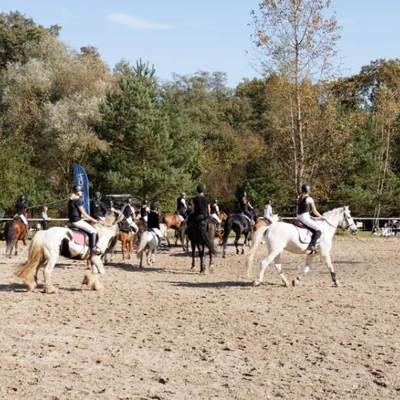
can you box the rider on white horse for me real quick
[68,185,102,255]
[122,198,138,233]
[148,202,164,241]
[296,183,324,254]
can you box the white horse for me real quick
[136,224,167,268]
[245,206,357,287]
[15,211,125,293]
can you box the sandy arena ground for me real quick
[0,234,399,400]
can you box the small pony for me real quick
[136,224,167,268]
[4,214,28,258]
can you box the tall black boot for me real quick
[307,230,321,254]
[89,232,102,256]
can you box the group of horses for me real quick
[7,204,358,293]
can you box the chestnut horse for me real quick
[4,213,28,258]
[160,213,183,246]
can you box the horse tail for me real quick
[245,226,268,277]
[137,231,151,258]
[200,220,217,255]
[15,231,46,289]
[5,220,15,255]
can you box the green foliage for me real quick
[1,10,400,219]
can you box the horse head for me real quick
[340,206,357,234]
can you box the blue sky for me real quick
[2,0,400,87]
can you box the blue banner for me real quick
[73,163,90,214]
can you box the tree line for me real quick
[1,5,400,220]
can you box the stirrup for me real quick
[307,244,317,254]
[91,247,102,256]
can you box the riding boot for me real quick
[89,232,102,256]
[307,230,322,254]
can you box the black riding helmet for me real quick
[197,184,206,194]
[301,183,312,193]
[19,194,26,201]
[73,185,83,193]
[150,202,160,211]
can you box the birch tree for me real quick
[251,0,340,193]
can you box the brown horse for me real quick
[119,230,134,260]
[4,216,28,258]
[160,213,183,246]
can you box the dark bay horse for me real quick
[187,216,217,274]
[4,215,28,258]
[221,214,253,258]
[161,213,184,246]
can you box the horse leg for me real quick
[199,244,206,274]
[190,241,196,270]
[272,254,290,287]
[242,233,250,254]
[43,252,59,294]
[83,256,105,291]
[322,252,339,287]
[253,251,281,287]
[14,239,18,256]
[209,247,214,274]
[234,233,240,255]
[292,255,315,286]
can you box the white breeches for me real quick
[18,214,28,226]
[72,219,96,234]
[127,217,138,232]
[296,214,321,231]
[211,213,221,224]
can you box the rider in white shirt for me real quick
[296,183,324,254]
[263,200,274,225]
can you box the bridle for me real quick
[342,212,357,230]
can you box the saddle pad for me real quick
[71,230,88,246]
[294,221,324,244]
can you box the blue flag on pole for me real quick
[73,163,90,214]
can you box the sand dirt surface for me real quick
[0,235,399,400]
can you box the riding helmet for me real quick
[73,185,83,193]
[142,199,148,205]
[181,192,186,196]
[19,194,25,201]
[301,183,312,193]
[127,198,133,204]
[151,202,160,210]
[197,184,206,193]
[95,191,101,199]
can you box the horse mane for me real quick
[102,210,123,227]
[322,206,347,219]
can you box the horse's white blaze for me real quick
[245,206,356,286]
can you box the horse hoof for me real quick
[334,280,340,287]
[252,280,261,287]
[92,280,104,291]
[82,273,91,285]
[44,284,58,294]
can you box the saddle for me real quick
[69,226,97,246]
[290,219,324,244]
[240,213,254,224]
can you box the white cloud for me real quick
[106,13,175,30]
